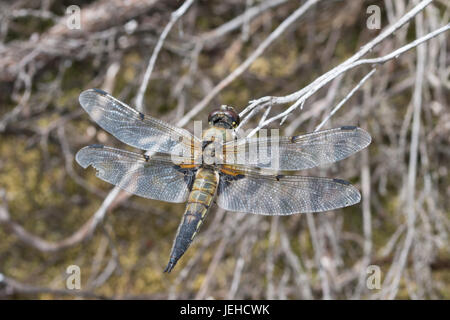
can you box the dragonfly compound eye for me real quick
[208,107,240,128]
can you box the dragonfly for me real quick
[75,88,371,273]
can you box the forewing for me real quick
[79,89,199,157]
[223,126,371,170]
[217,166,360,215]
[76,145,194,203]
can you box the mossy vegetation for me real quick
[0,0,448,300]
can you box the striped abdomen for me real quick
[164,168,218,273]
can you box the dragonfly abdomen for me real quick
[164,168,218,273]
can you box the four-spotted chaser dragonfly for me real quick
[75,88,371,272]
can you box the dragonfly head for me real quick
[208,105,240,129]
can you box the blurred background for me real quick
[0,0,448,299]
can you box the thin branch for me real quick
[269,0,434,105]
[0,274,108,299]
[306,213,331,299]
[134,0,195,112]
[385,8,427,299]
[0,187,119,253]
[199,0,289,43]
[314,69,376,132]
[177,0,320,128]
[240,0,444,136]
[354,147,373,298]
[244,22,448,137]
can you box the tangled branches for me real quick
[0,0,449,300]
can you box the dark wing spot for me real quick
[340,126,357,131]
[90,144,104,148]
[333,178,350,185]
[92,88,108,96]
[276,174,284,181]
[143,155,150,162]
[139,112,145,120]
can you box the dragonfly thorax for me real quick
[201,126,233,165]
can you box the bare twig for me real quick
[200,0,289,43]
[244,22,448,137]
[135,0,195,112]
[240,0,445,137]
[314,69,376,132]
[383,7,427,300]
[177,0,320,127]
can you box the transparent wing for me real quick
[76,145,195,203]
[223,126,371,170]
[217,166,361,215]
[79,89,200,157]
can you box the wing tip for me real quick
[347,185,361,206]
[75,149,89,169]
[352,188,362,205]
[79,88,110,107]
[332,178,361,206]
[357,127,372,147]
[75,145,104,168]
[340,126,372,148]
[75,147,90,168]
